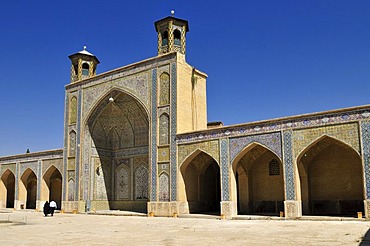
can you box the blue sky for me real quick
[0,1,370,156]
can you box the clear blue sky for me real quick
[1,1,370,156]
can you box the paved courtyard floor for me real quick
[1,210,370,245]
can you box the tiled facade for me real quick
[1,15,370,219]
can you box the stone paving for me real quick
[1,210,370,245]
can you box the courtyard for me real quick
[1,210,370,245]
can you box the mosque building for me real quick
[1,14,370,219]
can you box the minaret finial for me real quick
[83,45,87,51]
[171,10,174,17]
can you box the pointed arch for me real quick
[20,168,37,209]
[297,134,361,163]
[179,148,220,173]
[0,169,15,208]
[42,165,62,209]
[162,31,169,46]
[173,29,181,46]
[231,143,284,215]
[179,150,220,214]
[296,134,364,215]
[84,88,149,127]
[232,142,282,172]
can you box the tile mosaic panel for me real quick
[293,123,360,158]
[229,132,282,163]
[82,72,150,122]
[170,62,177,201]
[19,161,38,177]
[135,165,149,199]
[361,121,370,199]
[15,162,19,200]
[159,172,170,201]
[0,164,16,177]
[151,68,157,201]
[63,92,69,201]
[220,139,229,201]
[283,130,295,200]
[37,160,41,200]
[42,159,63,175]
[178,140,220,167]
[177,108,370,144]
[158,146,170,162]
[76,90,82,201]
[115,165,129,200]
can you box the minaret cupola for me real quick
[68,46,100,83]
[155,11,189,56]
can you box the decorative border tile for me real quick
[177,108,370,144]
[150,68,157,201]
[37,160,41,200]
[63,91,69,201]
[15,162,19,200]
[229,132,282,163]
[220,139,229,201]
[170,62,177,201]
[361,121,370,199]
[283,130,295,200]
[75,90,82,201]
[19,161,38,176]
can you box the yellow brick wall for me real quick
[176,54,207,134]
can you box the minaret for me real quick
[154,10,189,56]
[68,46,100,83]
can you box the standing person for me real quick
[49,200,57,216]
[43,201,50,217]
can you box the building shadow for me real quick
[359,229,370,245]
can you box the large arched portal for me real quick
[297,136,364,216]
[88,91,149,212]
[43,166,62,209]
[0,170,15,208]
[20,169,37,209]
[180,151,221,214]
[232,144,284,216]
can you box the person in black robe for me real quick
[43,201,50,216]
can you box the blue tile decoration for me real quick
[283,130,295,200]
[361,121,370,199]
[62,93,69,201]
[177,109,370,144]
[75,90,82,201]
[15,162,19,200]
[37,160,42,200]
[229,132,282,163]
[151,68,157,201]
[220,139,229,201]
[19,161,37,176]
[170,62,177,201]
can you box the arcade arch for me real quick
[20,168,37,209]
[0,169,15,208]
[87,90,149,212]
[231,143,284,215]
[297,135,364,216]
[42,166,62,209]
[179,150,221,214]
